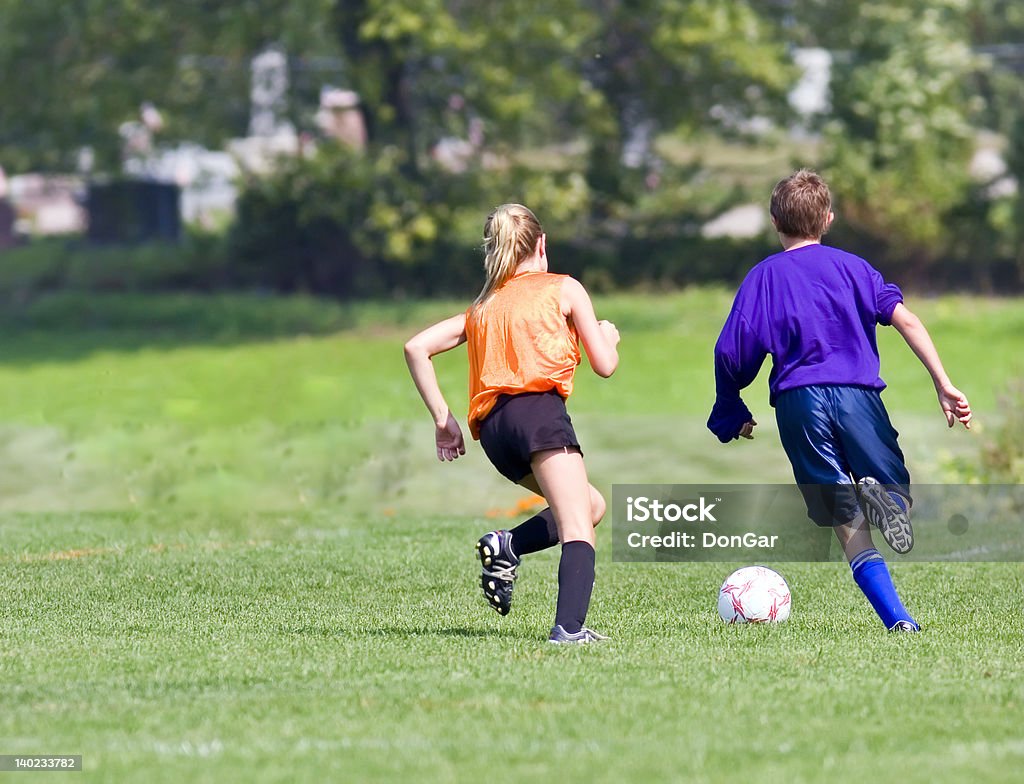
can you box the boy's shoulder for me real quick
[758,243,865,266]
[748,248,790,275]
[746,244,871,280]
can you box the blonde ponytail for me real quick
[472,204,543,309]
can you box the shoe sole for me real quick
[859,483,914,554]
[476,535,513,616]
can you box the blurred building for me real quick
[315,88,367,150]
[789,48,832,119]
[3,48,368,242]
[124,143,239,227]
[87,180,180,244]
[5,173,87,237]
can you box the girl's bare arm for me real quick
[561,277,619,377]
[404,313,469,460]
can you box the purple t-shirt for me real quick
[707,244,903,443]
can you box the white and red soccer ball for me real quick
[717,566,792,624]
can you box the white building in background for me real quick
[123,144,239,227]
[315,87,366,150]
[6,174,86,236]
[4,48,326,237]
[131,48,303,226]
[228,46,303,177]
[701,204,768,240]
[789,48,832,119]
[248,48,294,140]
[136,51,372,225]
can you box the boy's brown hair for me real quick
[770,169,832,239]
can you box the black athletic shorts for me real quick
[478,390,582,483]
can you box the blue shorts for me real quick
[774,385,910,526]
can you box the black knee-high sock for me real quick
[509,508,559,557]
[555,541,596,634]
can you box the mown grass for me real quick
[0,290,1021,782]
[0,289,1013,512]
[2,513,1022,783]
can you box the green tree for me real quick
[333,0,793,200]
[2,0,795,180]
[0,0,338,172]
[331,0,598,172]
[780,1,981,265]
[966,1,1024,282]
[1007,113,1024,278]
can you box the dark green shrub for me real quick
[979,379,1024,483]
[225,143,601,298]
[0,238,72,300]
[0,230,230,299]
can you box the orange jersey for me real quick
[465,272,581,439]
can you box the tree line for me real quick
[2,0,1024,295]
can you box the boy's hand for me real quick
[739,419,758,440]
[436,412,466,461]
[598,319,620,348]
[937,384,972,429]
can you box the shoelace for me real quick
[482,561,518,583]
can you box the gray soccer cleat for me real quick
[857,477,914,554]
[889,619,921,633]
[476,530,519,616]
[548,624,610,644]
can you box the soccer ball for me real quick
[717,566,791,624]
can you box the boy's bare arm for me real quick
[404,313,468,460]
[889,303,972,429]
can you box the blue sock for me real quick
[850,548,918,630]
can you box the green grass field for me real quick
[1,291,1022,783]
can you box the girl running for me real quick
[404,203,620,643]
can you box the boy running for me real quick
[405,204,620,643]
[708,169,972,632]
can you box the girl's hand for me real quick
[937,384,972,429]
[436,412,466,461]
[598,319,620,349]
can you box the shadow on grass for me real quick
[0,292,463,365]
[350,626,533,640]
